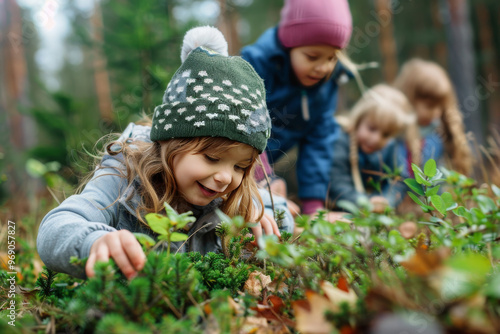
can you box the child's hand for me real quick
[326,211,351,223]
[86,230,146,280]
[286,199,301,217]
[370,196,389,213]
[268,178,301,217]
[251,212,281,241]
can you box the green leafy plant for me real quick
[144,202,196,255]
[404,159,457,217]
[4,161,500,333]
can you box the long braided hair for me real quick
[394,58,472,175]
[342,84,417,193]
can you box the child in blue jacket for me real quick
[394,59,472,177]
[329,85,417,211]
[241,0,353,215]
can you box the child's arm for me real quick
[380,180,408,209]
[297,110,339,212]
[329,132,364,207]
[380,140,411,209]
[422,133,444,165]
[36,156,132,279]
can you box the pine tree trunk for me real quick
[217,0,240,55]
[441,0,484,145]
[91,0,113,122]
[474,3,500,132]
[1,0,28,149]
[0,0,35,218]
[375,0,398,82]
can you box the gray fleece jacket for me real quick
[36,123,294,279]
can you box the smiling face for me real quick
[289,45,339,87]
[355,115,395,154]
[172,143,255,206]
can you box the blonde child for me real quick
[393,58,472,176]
[329,84,417,211]
[241,0,353,215]
[37,27,293,280]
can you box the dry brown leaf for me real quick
[293,291,338,334]
[240,316,291,334]
[400,247,450,276]
[239,316,268,334]
[267,280,288,294]
[0,252,22,280]
[244,271,272,297]
[204,303,212,315]
[228,296,244,316]
[321,281,357,309]
[266,295,285,313]
[336,276,349,293]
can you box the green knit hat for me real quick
[150,27,271,153]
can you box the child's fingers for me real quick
[119,231,146,272]
[85,241,110,278]
[287,199,301,217]
[107,231,140,279]
[85,252,97,278]
[251,224,263,242]
[261,212,281,237]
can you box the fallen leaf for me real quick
[321,281,357,309]
[251,303,295,327]
[293,290,338,334]
[267,295,285,313]
[228,296,243,315]
[400,248,450,276]
[340,325,356,334]
[244,271,272,297]
[239,316,268,334]
[336,276,349,293]
[204,303,212,315]
[267,280,288,294]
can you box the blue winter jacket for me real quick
[396,121,444,178]
[36,123,294,279]
[329,130,408,208]
[241,27,351,200]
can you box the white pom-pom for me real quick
[181,26,228,63]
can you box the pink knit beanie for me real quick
[278,0,352,49]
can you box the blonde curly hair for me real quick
[340,84,417,193]
[393,58,472,175]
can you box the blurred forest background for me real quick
[1,0,500,221]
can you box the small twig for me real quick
[114,289,138,320]
[46,186,61,205]
[175,223,213,255]
[268,306,293,333]
[45,315,56,334]
[160,282,182,318]
[187,291,207,322]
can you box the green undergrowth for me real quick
[1,160,500,333]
